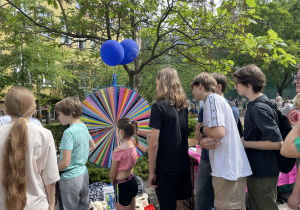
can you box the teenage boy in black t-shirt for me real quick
[148,68,192,210]
[233,64,283,210]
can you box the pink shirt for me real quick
[112,147,137,171]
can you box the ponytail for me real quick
[117,118,139,146]
[1,87,36,210]
[132,120,139,146]
[2,117,28,210]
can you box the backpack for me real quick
[260,101,296,174]
[227,101,244,137]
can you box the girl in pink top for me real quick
[110,118,139,210]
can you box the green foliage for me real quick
[1,0,295,91]
[188,118,197,138]
[86,154,149,184]
[43,123,69,147]
[43,123,149,183]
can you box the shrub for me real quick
[44,123,68,147]
[188,118,197,138]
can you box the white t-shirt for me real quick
[203,93,252,180]
[0,115,42,126]
[0,122,60,210]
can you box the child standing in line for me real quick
[55,97,96,210]
[110,118,139,210]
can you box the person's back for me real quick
[56,97,96,210]
[0,123,59,210]
[0,115,42,126]
[59,123,91,179]
[0,87,59,210]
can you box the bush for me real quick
[44,123,68,147]
[87,154,149,184]
[188,118,197,138]
[44,123,150,184]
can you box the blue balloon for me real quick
[100,40,124,66]
[119,39,139,65]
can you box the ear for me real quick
[217,84,222,91]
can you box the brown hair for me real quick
[233,64,266,93]
[190,72,217,92]
[212,73,227,93]
[55,97,82,118]
[117,118,139,146]
[2,87,36,210]
[155,68,187,110]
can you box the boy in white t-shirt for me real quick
[191,72,252,210]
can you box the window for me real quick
[76,1,81,9]
[38,7,52,38]
[90,40,97,50]
[60,19,72,46]
[77,38,86,50]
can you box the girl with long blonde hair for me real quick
[0,87,60,210]
[148,68,192,210]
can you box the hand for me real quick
[148,172,157,189]
[199,137,219,150]
[288,192,300,210]
[241,137,247,148]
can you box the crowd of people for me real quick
[1,64,300,210]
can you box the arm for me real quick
[202,126,225,140]
[148,128,160,188]
[89,139,96,152]
[242,139,282,150]
[288,168,300,210]
[58,150,71,171]
[109,160,119,185]
[196,122,218,150]
[195,122,204,141]
[281,120,300,158]
[45,183,56,210]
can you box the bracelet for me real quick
[200,126,204,135]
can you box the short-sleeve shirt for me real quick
[59,123,92,180]
[198,100,239,162]
[149,100,190,175]
[203,93,252,180]
[112,147,137,171]
[287,108,300,126]
[0,122,60,210]
[244,95,282,177]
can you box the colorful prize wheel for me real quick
[81,81,151,168]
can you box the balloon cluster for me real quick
[100,39,139,66]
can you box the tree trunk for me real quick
[135,73,142,91]
[129,74,134,88]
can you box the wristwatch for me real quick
[200,126,204,135]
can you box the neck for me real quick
[10,116,30,123]
[203,92,212,102]
[246,92,263,102]
[70,118,81,125]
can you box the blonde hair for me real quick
[190,72,217,92]
[155,68,187,110]
[55,97,82,118]
[2,87,36,210]
[293,93,300,105]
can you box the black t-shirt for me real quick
[189,108,198,114]
[244,95,282,177]
[149,100,190,175]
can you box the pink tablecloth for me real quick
[188,150,297,186]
